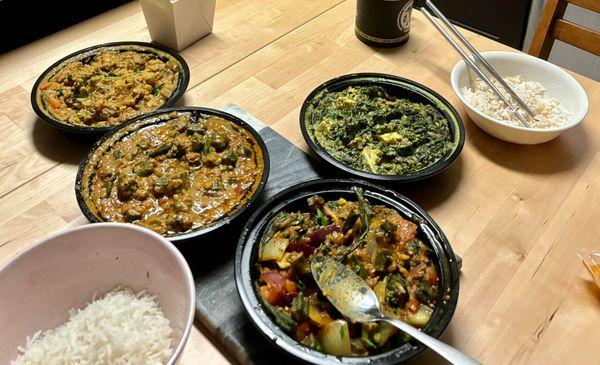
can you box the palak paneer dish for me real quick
[37,48,182,127]
[256,189,440,356]
[309,85,454,175]
[82,112,264,236]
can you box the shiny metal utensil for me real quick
[424,0,538,120]
[311,257,481,365]
[420,1,532,128]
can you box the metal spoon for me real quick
[311,257,481,365]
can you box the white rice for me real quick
[462,74,571,129]
[12,288,173,365]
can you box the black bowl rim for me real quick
[75,106,270,242]
[234,178,460,364]
[30,41,191,135]
[299,73,465,182]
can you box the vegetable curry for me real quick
[82,111,264,236]
[309,85,453,175]
[37,48,181,127]
[256,189,439,356]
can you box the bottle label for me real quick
[397,0,414,33]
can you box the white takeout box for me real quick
[140,0,216,51]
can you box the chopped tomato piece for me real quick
[424,266,439,286]
[284,280,297,295]
[295,321,311,341]
[261,271,286,290]
[259,284,284,306]
[259,270,298,306]
[39,82,50,90]
[46,95,61,109]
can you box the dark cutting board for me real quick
[177,105,327,365]
[177,105,460,365]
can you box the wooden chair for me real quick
[529,0,600,60]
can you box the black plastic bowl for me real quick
[75,107,270,242]
[300,73,465,183]
[31,41,190,135]
[235,179,459,364]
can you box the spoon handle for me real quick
[381,317,482,365]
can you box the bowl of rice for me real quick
[451,51,589,144]
[0,223,195,365]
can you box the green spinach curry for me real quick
[256,189,439,356]
[309,85,453,175]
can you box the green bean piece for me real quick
[149,142,173,157]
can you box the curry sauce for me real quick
[81,111,264,236]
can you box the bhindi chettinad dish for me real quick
[255,188,440,356]
[308,85,454,175]
[80,111,264,236]
[36,46,183,128]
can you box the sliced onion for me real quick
[320,319,352,356]
[406,304,433,327]
[260,236,289,261]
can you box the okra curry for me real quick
[256,188,439,356]
[80,111,264,236]
[309,85,454,175]
[37,47,182,127]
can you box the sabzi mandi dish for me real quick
[33,42,188,130]
[255,188,439,356]
[309,85,454,175]
[77,109,267,238]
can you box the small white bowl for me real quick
[450,51,589,144]
[0,223,195,364]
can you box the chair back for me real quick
[529,0,600,59]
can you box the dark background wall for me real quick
[415,0,534,49]
[1,0,533,54]
[0,0,131,54]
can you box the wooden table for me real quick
[1,1,599,364]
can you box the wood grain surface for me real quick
[1,1,599,364]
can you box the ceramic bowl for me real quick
[0,223,195,364]
[450,51,589,144]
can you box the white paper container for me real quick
[141,0,216,51]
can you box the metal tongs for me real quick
[420,0,535,128]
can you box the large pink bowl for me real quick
[0,223,195,364]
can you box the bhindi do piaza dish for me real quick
[36,46,183,128]
[80,111,264,236]
[256,188,439,356]
[308,85,454,175]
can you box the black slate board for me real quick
[177,122,329,365]
[177,106,461,365]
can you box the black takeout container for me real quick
[300,73,465,183]
[75,107,270,242]
[31,41,190,135]
[235,179,460,364]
